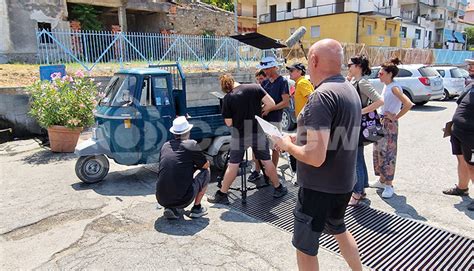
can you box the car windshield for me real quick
[450,68,465,78]
[418,67,439,77]
[458,69,469,78]
[100,74,137,106]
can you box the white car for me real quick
[368,64,444,105]
[434,66,466,100]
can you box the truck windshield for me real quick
[100,75,137,106]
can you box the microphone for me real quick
[285,27,307,48]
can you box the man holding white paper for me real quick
[207,74,288,205]
[272,39,362,271]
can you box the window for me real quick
[369,68,380,79]
[287,2,291,12]
[415,29,421,40]
[396,69,413,77]
[237,3,242,16]
[450,68,464,78]
[437,70,446,77]
[270,5,277,22]
[38,22,52,44]
[367,25,373,35]
[311,25,320,38]
[300,0,305,9]
[153,76,170,106]
[418,67,440,77]
[312,0,317,6]
[106,75,137,107]
[400,27,407,38]
[253,5,257,17]
[140,77,155,106]
[387,28,393,37]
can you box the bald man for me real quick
[273,39,363,271]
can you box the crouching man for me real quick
[156,116,210,219]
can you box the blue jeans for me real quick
[353,145,369,194]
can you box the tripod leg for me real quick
[217,150,230,188]
[241,150,248,204]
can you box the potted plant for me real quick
[29,71,98,152]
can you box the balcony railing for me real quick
[375,6,392,16]
[398,0,417,4]
[258,3,345,23]
[420,0,436,6]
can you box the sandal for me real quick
[348,194,362,206]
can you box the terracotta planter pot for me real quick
[47,126,83,153]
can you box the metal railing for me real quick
[259,3,345,23]
[35,29,278,71]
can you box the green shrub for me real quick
[29,71,99,129]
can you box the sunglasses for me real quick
[348,63,354,68]
[260,61,273,66]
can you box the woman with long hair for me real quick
[371,58,414,199]
[347,55,384,206]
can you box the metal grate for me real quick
[207,182,474,271]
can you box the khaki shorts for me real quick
[268,121,282,150]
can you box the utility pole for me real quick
[234,0,238,34]
[356,0,361,43]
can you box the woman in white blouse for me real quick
[371,58,414,199]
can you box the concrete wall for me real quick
[0,0,69,63]
[0,71,254,138]
[0,88,43,138]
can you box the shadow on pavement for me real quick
[411,104,447,112]
[21,149,76,165]
[376,192,427,221]
[453,197,474,219]
[219,210,259,223]
[71,167,157,197]
[154,216,209,236]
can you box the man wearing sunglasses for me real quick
[248,57,290,182]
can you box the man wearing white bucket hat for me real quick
[156,116,211,219]
[248,56,290,182]
[443,59,474,211]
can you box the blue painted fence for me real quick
[36,29,473,71]
[35,29,278,71]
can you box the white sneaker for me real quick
[369,179,386,189]
[382,185,394,198]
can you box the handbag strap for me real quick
[355,80,371,106]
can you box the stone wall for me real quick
[168,2,235,36]
[0,71,254,138]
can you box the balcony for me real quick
[401,11,416,21]
[398,0,417,4]
[458,0,468,6]
[435,20,445,28]
[277,11,293,21]
[420,0,436,6]
[258,3,345,23]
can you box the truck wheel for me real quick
[213,150,228,171]
[75,155,109,184]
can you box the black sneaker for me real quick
[163,208,180,220]
[207,191,230,205]
[273,184,288,198]
[248,170,262,183]
[443,185,469,196]
[189,206,208,218]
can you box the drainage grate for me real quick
[207,182,474,271]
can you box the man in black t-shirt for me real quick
[156,116,210,219]
[207,74,288,205]
[443,59,474,211]
[273,39,362,271]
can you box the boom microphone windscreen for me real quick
[284,27,307,48]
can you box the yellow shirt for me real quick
[294,76,314,116]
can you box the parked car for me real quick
[434,66,466,100]
[368,64,444,106]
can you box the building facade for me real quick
[256,0,468,49]
[237,0,258,33]
[0,0,235,63]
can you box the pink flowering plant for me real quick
[29,71,100,129]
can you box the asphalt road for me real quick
[0,99,472,270]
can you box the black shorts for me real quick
[451,134,474,166]
[229,134,271,164]
[292,187,351,256]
